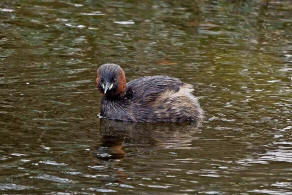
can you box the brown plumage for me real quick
[96,63,204,123]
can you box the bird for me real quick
[96,63,203,123]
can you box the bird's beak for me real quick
[103,82,113,94]
[103,83,110,94]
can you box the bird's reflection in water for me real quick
[94,119,201,160]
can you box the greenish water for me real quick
[0,0,292,194]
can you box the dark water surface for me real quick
[1,0,292,194]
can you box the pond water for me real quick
[1,0,292,194]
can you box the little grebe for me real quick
[96,63,203,123]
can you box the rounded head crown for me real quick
[96,63,126,97]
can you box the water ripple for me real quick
[30,174,74,184]
[0,183,32,191]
